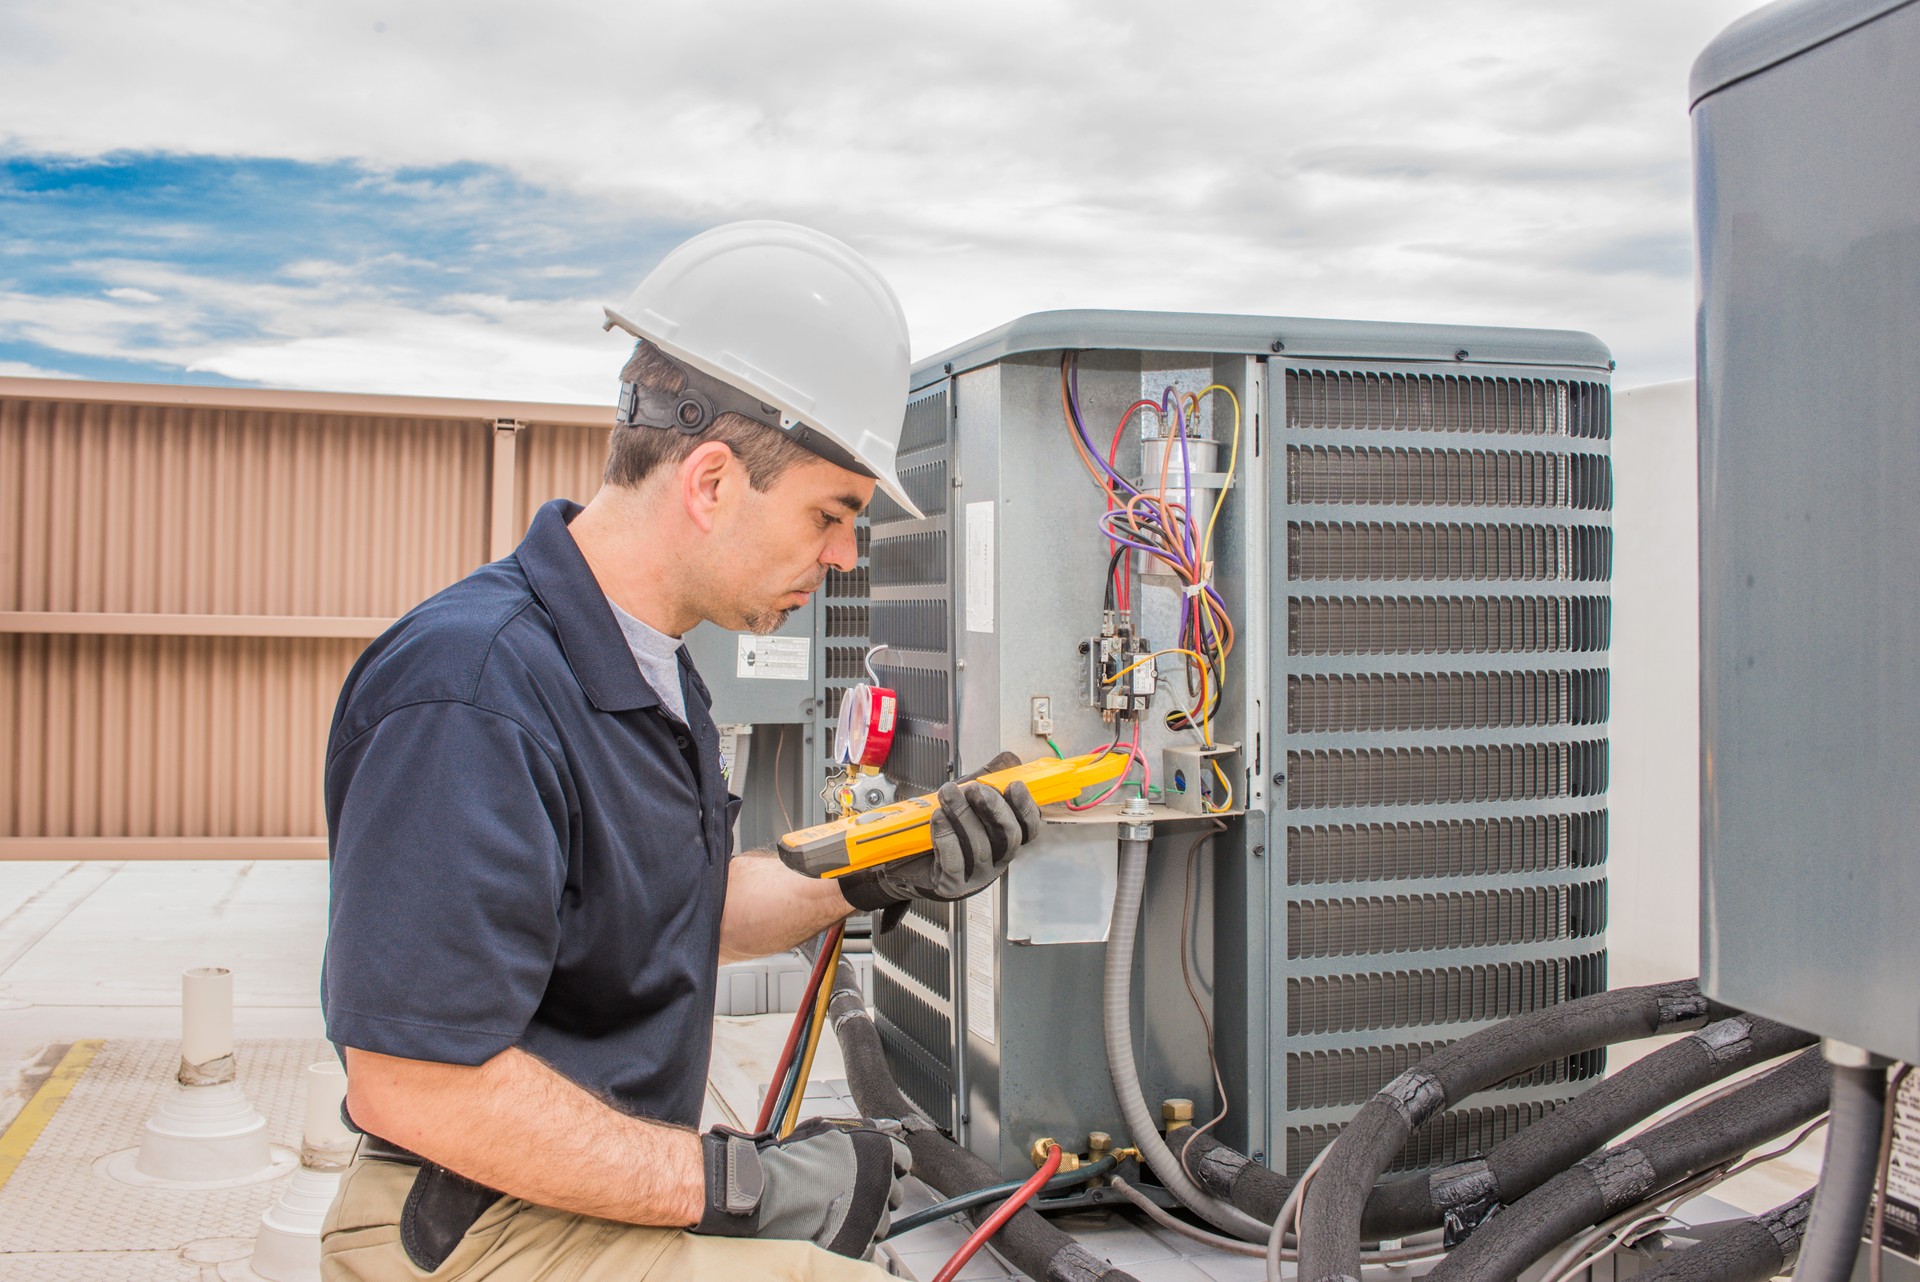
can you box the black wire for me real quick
[1104,545,1128,612]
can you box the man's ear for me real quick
[679,441,735,534]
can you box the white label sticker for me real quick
[1883,1072,1920,1260]
[735,634,810,680]
[965,500,995,635]
[965,887,997,1046]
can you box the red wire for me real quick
[932,1143,1063,1282]
[1105,400,1161,613]
[753,924,841,1133]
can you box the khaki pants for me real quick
[321,1155,893,1281]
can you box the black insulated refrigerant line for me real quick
[1176,1012,1813,1239]
[1365,1013,1816,1238]
[824,960,1144,1282]
[1791,1060,1890,1282]
[1630,1191,1815,1282]
[1295,980,1727,1282]
[1423,1047,1831,1282]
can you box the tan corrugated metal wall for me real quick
[0,379,612,858]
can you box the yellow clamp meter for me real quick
[778,751,1129,879]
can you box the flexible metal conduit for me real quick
[1792,1057,1889,1282]
[1176,1011,1813,1239]
[1631,1191,1815,1282]
[1424,1047,1831,1282]
[824,960,1144,1282]
[1295,979,1725,1282]
[1107,825,1271,1241]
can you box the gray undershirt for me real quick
[606,596,688,726]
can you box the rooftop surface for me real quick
[0,860,1822,1280]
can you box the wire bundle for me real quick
[1059,353,1239,810]
[756,922,846,1137]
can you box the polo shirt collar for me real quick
[515,498,662,714]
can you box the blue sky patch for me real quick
[0,152,693,385]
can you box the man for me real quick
[319,222,1041,1280]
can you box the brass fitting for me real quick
[1161,1098,1195,1132]
[1085,1131,1114,1187]
[1028,1137,1078,1173]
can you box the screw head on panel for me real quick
[1454,349,1469,362]
[1272,772,1285,785]
[1270,340,1285,353]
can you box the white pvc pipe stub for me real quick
[108,964,287,1187]
[181,966,236,1085]
[301,1060,353,1171]
[246,1061,358,1282]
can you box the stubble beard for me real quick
[742,605,797,635]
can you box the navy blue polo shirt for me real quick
[322,499,737,1128]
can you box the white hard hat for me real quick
[603,221,924,520]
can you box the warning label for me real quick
[736,635,810,681]
[1882,1071,1920,1261]
[965,887,997,1046]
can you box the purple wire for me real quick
[1176,397,1197,563]
[1064,355,1139,499]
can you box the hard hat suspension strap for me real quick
[617,342,878,481]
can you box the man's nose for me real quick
[823,521,859,574]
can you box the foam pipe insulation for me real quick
[1631,1191,1815,1282]
[1176,1012,1814,1240]
[1295,979,1730,1282]
[1423,1047,1831,1282]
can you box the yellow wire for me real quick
[1206,760,1235,812]
[1190,384,1242,573]
[780,931,843,1137]
[1103,647,1209,686]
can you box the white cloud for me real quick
[0,357,81,379]
[0,258,626,401]
[0,0,1769,389]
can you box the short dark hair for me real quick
[603,342,817,491]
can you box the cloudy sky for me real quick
[0,1,1765,402]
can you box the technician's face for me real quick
[717,456,872,635]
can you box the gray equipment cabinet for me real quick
[866,310,1614,1178]
[1693,0,1920,1064]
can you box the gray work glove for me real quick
[838,751,1042,912]
[694,1118,911,1257]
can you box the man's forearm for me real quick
[719,851,854,962]
[344,1046,703,1226]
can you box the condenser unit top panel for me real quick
[1691,0,1917,104]
[910,309,1612,391]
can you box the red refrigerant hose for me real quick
[932,1141,1064,1282]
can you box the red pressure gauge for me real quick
[837,681,898,768]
